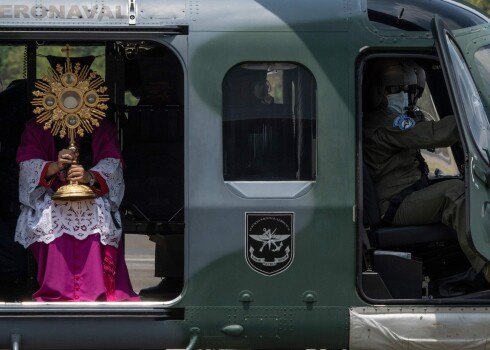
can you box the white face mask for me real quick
[386,91,408,114]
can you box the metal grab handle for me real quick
[185,327,200,350]
[11,334,20,350]
[473,163,489,186]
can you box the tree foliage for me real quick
[465,0,490,13]
[0,45,105,90]
[0,46,27,89]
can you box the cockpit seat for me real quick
[371,224,456,249]
[363,162,457,248]
[362,162,459,299]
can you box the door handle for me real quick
[185,327,200,350]
[483,202,490,234]
[473,163,489,186]
[11,334,20,350]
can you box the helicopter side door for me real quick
[432,16,490,262]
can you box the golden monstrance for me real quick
[32,44,109,200]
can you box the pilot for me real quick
[252,78,274,105]
[363,60,490,286]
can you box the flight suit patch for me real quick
[393,115,416,130]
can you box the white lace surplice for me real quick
[15,158,124,248]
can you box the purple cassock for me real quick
[15,118,140,302]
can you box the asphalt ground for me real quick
[124,234,161,294]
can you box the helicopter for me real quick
[0,0,490,349]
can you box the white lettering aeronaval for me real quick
[0,4,128,20]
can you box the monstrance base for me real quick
[52,183,96,201]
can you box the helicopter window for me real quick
[367,0,486,32]
[222,62,316,181]
[418,84,460,177]
[474,45,490,102]
[450,38,490,164]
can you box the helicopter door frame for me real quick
[431,15,490,263]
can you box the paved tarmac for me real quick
[124,234,160,294]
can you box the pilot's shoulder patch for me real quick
[393,114,416,130]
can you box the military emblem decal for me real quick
[245,212,294,276]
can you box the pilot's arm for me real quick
[373,114,459,151]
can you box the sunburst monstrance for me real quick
[32,44,110,200]
[32,45,109,142]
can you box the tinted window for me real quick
[474,45,490,94]
[368,0,486,31]
[223,63,316,181]
[418,85,460,177]
[448,36,490,163]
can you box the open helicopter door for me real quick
[432,16,490,263]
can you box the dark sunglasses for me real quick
[385,85,409,94]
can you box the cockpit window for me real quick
[474,45,490,95]
[223,63,317,181]
[367,0,486,31]
[448,36,490,164]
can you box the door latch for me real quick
[472,162,489,186]
[128,0,136,25]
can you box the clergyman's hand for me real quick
[56,149,76,171]
[45,148,77,179]
[67,164,90,183]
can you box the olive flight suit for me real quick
[363,109,486,272]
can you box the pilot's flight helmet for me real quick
[404,60,426,105]
[364,59,418,112]
[379,62,417,96]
